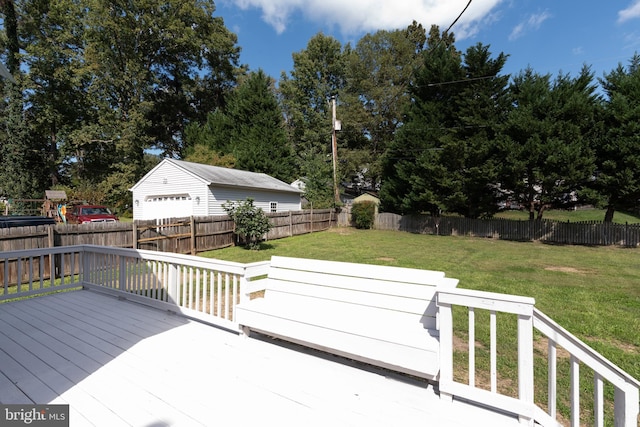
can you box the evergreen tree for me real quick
[436,43,510,218]
[226,70,296,182]
[500,67,598,220]
[381,27,513,218]
[595,54,640,222]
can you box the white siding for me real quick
[132,161,208,220]
[208,186,301,215]
[132,160,302,220]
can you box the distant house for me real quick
[130,159,302,220]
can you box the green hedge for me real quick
[351,201,376,229]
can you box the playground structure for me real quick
[3,190,69,222]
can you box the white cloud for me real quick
[618,0,640,23]
[227,0,505,38]
[508,10,551,41]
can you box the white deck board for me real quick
[0,290,521,427]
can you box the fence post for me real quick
[132,222,138,250]
[190,216,196,255]
[47,225,55,248]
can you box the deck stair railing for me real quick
[438,288,640,427]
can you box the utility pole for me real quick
[331,95,341,206]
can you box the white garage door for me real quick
[143,194,193,220]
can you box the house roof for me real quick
[134,159,302,194]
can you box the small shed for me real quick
[353,192,380,215]
[130,159,303,221]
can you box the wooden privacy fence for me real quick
[0,209,336,261]
[374,213,640,247]
[0,210,334,286]
[133,209,335,253]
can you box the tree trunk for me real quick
[604,205,615,223]
[537,203,547,221]
[528,201,535,221]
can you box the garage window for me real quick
[270,202,278,213]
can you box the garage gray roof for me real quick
[167,159,302,194]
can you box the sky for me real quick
[215,0,640,85]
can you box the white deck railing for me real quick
[1,245,637,426]
[0,245,269,330]
[438,288,640,427]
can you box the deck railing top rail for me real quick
[533,308,640,390]
[438,287,640,427]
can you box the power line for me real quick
[445,0,473,34]
[426,75,497,87]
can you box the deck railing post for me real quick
[167,263,178,305]
[517,312,534,426]
[239,274,250,307]
[437,295,454,402]
[119,256,127,292]
[82,247,90,285]
[614,382,639,427]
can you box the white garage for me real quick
[130,159,302,221]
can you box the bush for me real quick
[351,201,376,229]
[223,198,272,250]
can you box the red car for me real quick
[67,205,119,224]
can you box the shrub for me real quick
[223,198,272,250]
[351,201,376,229]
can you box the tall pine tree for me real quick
[595,55,640,222]
[226,70,296,182]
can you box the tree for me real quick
[500,67,598,220]
[0,0,49,200]
[279,33,347,206]
[341,22,426,189]
[79,0,241,208]
[223,198,272,250]
[20,0,89,188]
[184,70,296,182]
[225,70,296,182]
[299,152,334,208]
[594,54,640,222]
[434,42,511,218]
[379,27,466,215]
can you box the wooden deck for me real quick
[0,290,521,427]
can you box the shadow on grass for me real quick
[239,242,275,251]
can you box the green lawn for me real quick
[201,228,640,423]
[495,208,640,224]
[202,228,639,371]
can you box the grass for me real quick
[495,208,640,224]
[201,228,640,424]
[202,229,640,367]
